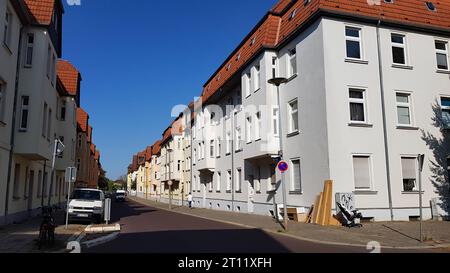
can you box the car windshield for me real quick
[72,190,101,201]
[116,193,125,196]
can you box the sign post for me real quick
[65,167,77,230]
[277,161,289,231]
[418,154,425,242]
[168,180,173,210]
[104,198,111,225]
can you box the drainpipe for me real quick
[4,26,24,224]
[376,20,395,221]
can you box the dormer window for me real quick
[426,2,436,12]
[236,53,241,61]
[288,9,297,21]
[250,37,256,46]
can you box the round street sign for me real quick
[277,161,289,173]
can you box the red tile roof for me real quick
[57,60,81,96]
[23,0,56,25]
[90,143,95,155]
[152,140,162,155]
[145,146,153,162]
[87,126,93,143]
[76,108,89,132]
[200,0,450,104]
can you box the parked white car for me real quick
[67,189,105,224]
[115,190,127,202]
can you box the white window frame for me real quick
[235,168,242,192]
[216,171,221,192]
[235,126,242,151]
[244,72,251,98]
[0,81,5,123]
[255,111,261,141]
[273,107,279,136]
[352,154,374,191]
[24,33,34,67]
[19,96,29,131]
[441,96,450,129]
[391,33,408,66]
[246,116,252,144]
[290,159,302,192]
[287,48,297,77]
[435,40,449,71]
[210,139,215,158]
[396,92,414,126]
[288,99,299,134]
[3,9,11,48]
[254,65,261,92]
[345,26,363,60]
[226,170,232,192]
[401,156,419,192]
[349,88,368,124]
[216,137,221,158]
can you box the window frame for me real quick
[19,96,29,131]
[288,98,299,134]
[440,96,450,129]
[255,111,262,141]
[352,154,374,191]
[290,158,302,193]
[287,48,297,78]
[24,33,34,67]
[254,65,261,92]
[235,168,242,193]
[345,26,363,60]
[246,115,252,144]
[348,87,368,124]
[3,9,12,48]
[391,33,409,66]
[396,92,414,127]
[435,40,449,71]
[401,156,419,192]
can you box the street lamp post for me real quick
[48,139,65,207]
[268,77,289,231]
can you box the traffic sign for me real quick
[65,167,77,183]
[277,161,289,173]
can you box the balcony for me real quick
[195,157,216,172]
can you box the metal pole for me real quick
[276,84,288,231]
[48,139,58,207]
[65,178,71,229]
[418,154,424,242]
[169,182,172,210]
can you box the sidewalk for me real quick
[0,210,85,253]
[131,196,450,251]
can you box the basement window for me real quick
[288,9,297,21]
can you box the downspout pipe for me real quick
[376,20,395,221]
[4,25,24,224]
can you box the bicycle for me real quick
[37,206,57,250]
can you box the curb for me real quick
[131,197,450,251]
[82,232,120,249]
[85,224,121,233]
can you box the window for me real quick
[255,167,261,193]
[345,27,362,59]
[255,112,261,140]
[288,99,299,133]
[226,170,232,191]
[0,81,5,123]
[244,73,251,97]
[3,9,11,47]
[349,88,367,123]
[217,138,221,157]
[288,48,297,77]
[226,131,231,154]
[353,156,372,190]
[60,99,66,121]
[46,45,51,78]
[272,57,278,78]
[246,116,252,143]
[42,103,48,137]
[254,65,260,91]
[396,93,412,126]
[37,171,42,198]
[47,108,52,140]
[290,159,302,192]
[441,97,450,129]
[58,136,64,158]
[435,41,449,70]
[402,157,418,192]
[210,140,215,158]
[193,148,197,164]
[25,34,34,67]
[269,165,276,191]
[19,96,29,131]
[13,164,20,199]
[235,126,242,151]
[209,175,213,192]
[216,172,221,192]
[177,160,181,171]
[391,34,407,65]
[273,107,279,136]
[236,168,242,192]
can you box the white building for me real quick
[191,0,450,221]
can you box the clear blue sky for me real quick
[61,0,278,180]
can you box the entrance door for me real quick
[248,175,255,213]
[27,171,34,215]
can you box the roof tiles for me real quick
[57,60,81,96]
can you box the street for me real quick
[85,199,420,253]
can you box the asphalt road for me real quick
[85,199,421,253]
